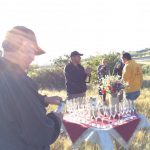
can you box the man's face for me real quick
[74,55,81,64]
[72,55,81,64]
[103,60,107,66]
[18,40,36,69]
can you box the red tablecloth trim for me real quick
[114,118,140,142]
[63,116,140,144]
[63,120,89,143]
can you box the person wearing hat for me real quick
[64,51,92,99]
[0,26,62,150]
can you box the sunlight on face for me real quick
[73,55,81,64]
[14,40,37,69]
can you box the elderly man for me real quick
[0,26,62,150]
[64,51,92,99]
[122,53,143,101]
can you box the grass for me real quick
[42,76,150,150]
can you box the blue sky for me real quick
[0,0,150,65]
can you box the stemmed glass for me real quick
[95,106,102,127]
[110,105,117,125]
[66,100,72,114]
[130,101,136,117]
[118,103,123,123]
[84,100,91,124]
[99,106,108,128]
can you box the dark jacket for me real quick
[97,65,110,80]
[0,58,61,150]
[113,60,124,77]
[65,62,87,94]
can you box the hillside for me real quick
[130,48,150,59]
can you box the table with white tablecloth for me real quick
[63,114,150,150]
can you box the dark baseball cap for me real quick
[4,26,45,55]
[70,51,83,57]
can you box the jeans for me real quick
[126,91,140,101]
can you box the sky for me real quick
[0,0,150,65]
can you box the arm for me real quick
[0,74,62,147]
[64,65,74,82]
[122,65,131,82]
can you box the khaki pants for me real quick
[67,92,86,100]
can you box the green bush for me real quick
[28,66,66,90]
[83,53,118,83]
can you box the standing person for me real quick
[0,26,62,150]
[98,58,110,105]
[113,52,125,101]
[113,53,124,77]
[122,53,143,102]
[64,51,92,99]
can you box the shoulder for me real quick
[124,63,131,71]
[78,64,84,70]
[65,63,72,71]
[98,65,102,69]
[65,63,71,68]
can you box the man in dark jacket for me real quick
[0,26,62,150]
[65,51,92,99]
[113,53,124,77]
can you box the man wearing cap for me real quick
[64,51,92,99]
[0,26,62,150]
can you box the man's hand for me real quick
[85,67,92,76]
[44,96,62,105]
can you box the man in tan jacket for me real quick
[122,53,143,101]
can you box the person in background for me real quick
[97,58,110,105]
[64,51,92,99]
[122,53,143,103]
[113,52,124,77]
[113,52,125,101]
[0,26,62,150]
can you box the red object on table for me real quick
[114,118,140,142]
[63,120,89,143]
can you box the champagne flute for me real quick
[118,103,122,123]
